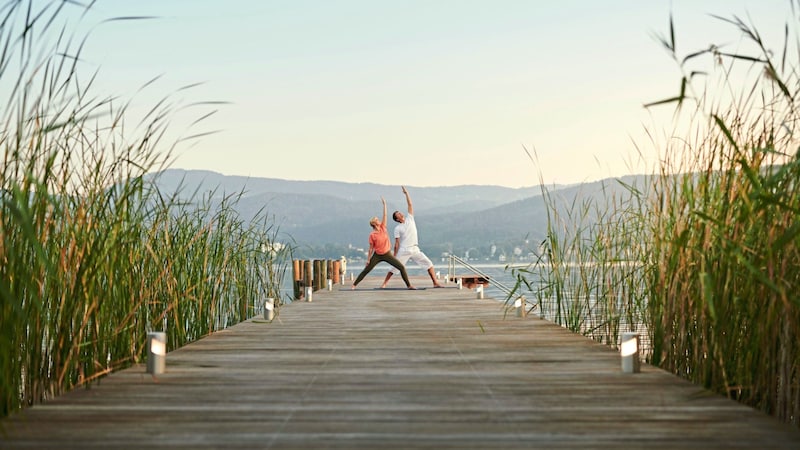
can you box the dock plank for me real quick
[2,276,798,449]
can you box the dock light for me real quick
[147,332,166,375]
[476,285,484,299]
[515,297,527,318]
[305,286,313,302]
[327,279,333,291]
[457,278,463,290]
[620,332,640,373]
[264,298,275,321]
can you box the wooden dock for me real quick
[2,276,798,449]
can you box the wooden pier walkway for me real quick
[2,276,798,449]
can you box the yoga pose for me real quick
[381,186,443,288]
[352,196,416,290]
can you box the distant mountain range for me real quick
[146,169,645,260]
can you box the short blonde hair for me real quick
[369,216,379,227]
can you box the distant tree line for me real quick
[292,238,545,264]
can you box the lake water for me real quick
[280,262,530,305]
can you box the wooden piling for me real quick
[293,259,342,297]
[332,260,341,284]
[304,260,313,298]
[314,259,328,290]
[292,259,303,300]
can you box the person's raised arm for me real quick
[380,196,387,226]
[402,186,413,215]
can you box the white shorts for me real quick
[390,246,434,274]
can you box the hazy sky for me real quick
[60,1,790,187]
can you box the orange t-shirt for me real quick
[369,223,391,255]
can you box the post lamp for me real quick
[147,331,166,375]
[515,297,527,318]
[620,332,640,373]
[305,286,313,302]
[476,284,484,299]
[264,298,275,321]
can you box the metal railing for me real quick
[446,254,517,298]
[446,255,534,317]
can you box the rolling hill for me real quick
[146,169,644,259]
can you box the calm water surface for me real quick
[279,262,529,305]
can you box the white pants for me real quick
[390,246,434,274]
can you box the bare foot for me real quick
[351,284,357,290]
[433,284,443,288]
[379,284,387,289]
[408,286,418,290]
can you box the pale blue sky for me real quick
[60,1,790,187]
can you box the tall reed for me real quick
[512,5,800,426]
[509,172,650,347]
[0,1,290,418]
[643,8,800,425]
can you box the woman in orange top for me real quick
[352,197,416,290]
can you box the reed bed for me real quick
[509,175,650,348]
[0,1,290,418]
[643,9,800,425]
[512,7,800,426]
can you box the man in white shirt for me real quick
[380,186,443,288]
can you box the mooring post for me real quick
[316,259,324,290]
[332,260,341,284]
[304,260,313,300]
[312,260,320,290]
[292,259,302,300]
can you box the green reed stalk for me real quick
[0,1,290,418]
[507,158,650,348]
[641,9,800,425]
[512,6,800,426]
